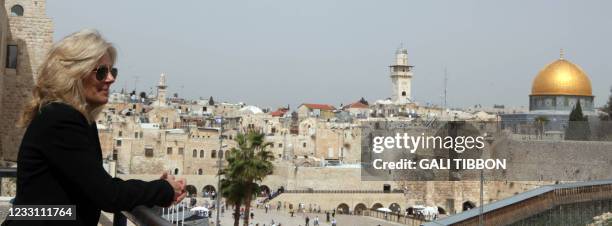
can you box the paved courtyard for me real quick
[211,207,417,226]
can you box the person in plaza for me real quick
[313,216,319,226]
[1,29,187,226]
[331,218,337,226]
[305,215,310,226]
[326,211,330,222]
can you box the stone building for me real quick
[0,0,53,161]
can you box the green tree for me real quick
[601,87,612,121]
[565,100,590,140]
[220,178,247,226]
[223,131,274,226]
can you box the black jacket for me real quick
[2,102,174,226]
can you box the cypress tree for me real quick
[566,100,590,140]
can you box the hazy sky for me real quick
[48,0,612,110]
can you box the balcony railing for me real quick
[0,168,174,226]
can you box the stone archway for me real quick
[463,201,476,211]
[337,203,349,215]
[202,185,216,198]
[437,206,447,215]
[371,203,383,210]
[258,185,271,197]
[389,203,401,213]
[185,185,197,197]
[354,203,367,215]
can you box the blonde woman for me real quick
[2,29,186,226]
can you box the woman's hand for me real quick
[160,172,187,205]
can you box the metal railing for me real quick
[0,168,174,226]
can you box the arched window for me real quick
[211,150,217,158]
[11,5,24,16]
[192,149,197,157]
[200,150,205,158]
[401,91,406,96]
[174,168,179,175]
[198,169,203,175]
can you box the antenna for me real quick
[134,75,139,92]
[444,67,448,111]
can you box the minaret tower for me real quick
[156,73,167,106]
[390,47,414,104]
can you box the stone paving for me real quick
[211,207,414,226]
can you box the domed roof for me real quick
[531,55,592,97]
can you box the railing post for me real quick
[113,212,127,226]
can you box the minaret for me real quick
[157,73,167,106]
[390,47,413,104]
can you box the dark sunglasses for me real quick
[92,65,118,81]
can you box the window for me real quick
[139,131,143,138]
[178,147,184,155]
[303,142,307,148]
[118,131,122,137]
[192,149,197,157]
[112,150,118,161]
[167,147,172,155]
[198,169,203,175]
[174,168,179,175]
[271,143,275,148]
[211,150,217,158]
[200,150,205,158]
[278,143,282,148]
[145,148,154,157]
[218,150,224,159]
[6,45,17,69]
[116,140,122,146]
[10,5,24,16]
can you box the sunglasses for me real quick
[92,65,118,81]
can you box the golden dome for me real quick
[531,56,592,97]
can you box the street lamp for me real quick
[214,116,223,226]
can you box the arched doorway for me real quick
[185,185,197,197]
[354,203,367,215]
[463,201,476,211]
[437,206,447,215]
[258,185,271,197]
[211,150,217,158]
[202,185,216,198]
[336,203,349,215]
[371,203,383,210]
[389,203,401,213]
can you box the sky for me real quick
[47,0,612,110]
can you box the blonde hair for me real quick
[19,29,117,127]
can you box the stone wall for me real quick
[0,0,53,161]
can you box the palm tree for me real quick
[220,178,246,226]
[223,131,275,226]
